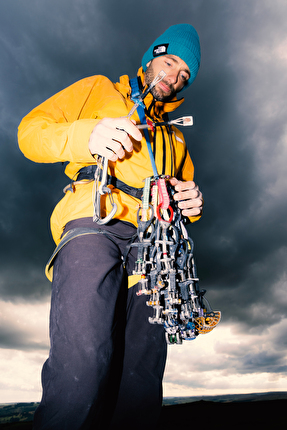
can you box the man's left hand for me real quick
[169,178,203,217]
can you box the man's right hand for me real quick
[88,118,142,161]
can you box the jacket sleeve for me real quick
[175,130,202,224]
[18,77,100,164]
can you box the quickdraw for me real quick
[137,116,194,132]
[128,70,167,119]
[133,176,221,345]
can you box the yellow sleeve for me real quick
[18,77,100,164]
[175,129,202,224]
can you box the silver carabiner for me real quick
[93,156,117,225]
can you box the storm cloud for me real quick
[0,0,286,401]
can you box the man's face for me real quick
[144,54,190,101]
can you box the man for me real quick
[18,24,203,430]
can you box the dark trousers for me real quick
[33,218,167,430]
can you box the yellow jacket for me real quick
[18,68,199,245]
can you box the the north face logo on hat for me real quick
[153,44,169,57]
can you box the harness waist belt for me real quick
[77,165,143,200]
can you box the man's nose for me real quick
[166,72,178,85]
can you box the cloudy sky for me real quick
[1,0,287,403]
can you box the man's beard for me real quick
[144,62,177,101]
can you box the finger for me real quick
[177,197,203,210]
[94,117,141,146]
[181,207,203,217]
[108,140,126,159]
[95,146,118,161]
[173,188,202,202]
[174,180,196,192]
[112,129,134,153]
[89,121,135,159]
[112,118,143,142]
[169,177,180,186]
[179,198,203,216]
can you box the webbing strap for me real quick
[77,166,143,200]
[130,77,143,104]
[130,77,159,177]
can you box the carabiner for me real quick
[93,156,118,225]
[156,203,174,223]
[136,204,155,241]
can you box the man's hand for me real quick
[169,177,203,217]
[89,118,142,161]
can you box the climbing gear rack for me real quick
[133,175,221,344]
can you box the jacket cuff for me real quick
[67,119,99,163]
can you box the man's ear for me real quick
[146,60,151,68]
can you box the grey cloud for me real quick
[0,329,48,351]
[0,318,49,351]
[0,0,287,389]
[0,265,51,300]
[242,350,287,374]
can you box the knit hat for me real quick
[141,24,201,90]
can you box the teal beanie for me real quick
[141,24,201,90]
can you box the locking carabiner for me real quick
[93,156,118,225]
